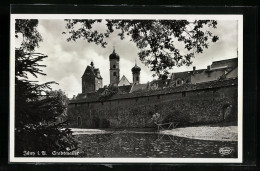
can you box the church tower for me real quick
[131,62,141,84]
[109,48,120,85]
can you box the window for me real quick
[136,76,139,81]
[113,64,116,68]
[113,72,117,76]
[182,92,186,97]
[157,95,160,99]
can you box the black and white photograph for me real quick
[10,14,243,163]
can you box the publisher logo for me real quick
[219,147,232,155]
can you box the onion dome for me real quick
[131,64,141,73]
[109,49,120,60]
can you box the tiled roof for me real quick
[220,66,238,80]
[82,66,94,77]
[173,71,191,78]
[70,78,237,104]
[211,58,238,65]
[211,58,238,68]
[130,83,148,93]
[149,79,170,89]
[112,78,237,100]
[82,65,102,79]
[171,69,205,79]
[118,85,132,94]
[193,69,206,74]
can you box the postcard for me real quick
[10,13,243,163]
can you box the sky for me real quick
[24,19,238,98]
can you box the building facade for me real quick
[170,58,238,86]
[70,52,238,128]
[68,78,238,128]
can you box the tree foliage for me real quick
[64,19,219,79]
[15,19,43,52]
[98,84,119,101]
[15,19,78,156]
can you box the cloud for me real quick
[32,19,238,98]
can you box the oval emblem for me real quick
[219,147,232,155]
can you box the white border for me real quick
[10,14,243,163]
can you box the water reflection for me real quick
[75,132,237,158]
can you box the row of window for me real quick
[112,64,118,76]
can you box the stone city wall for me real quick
[67,79,238,128]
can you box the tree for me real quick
[15,19,78,156]
[64,19,219,79]
[98,84,119,101]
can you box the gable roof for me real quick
[118,75,131,86]
[82,64,102,79]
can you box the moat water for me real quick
[74,129,238,158]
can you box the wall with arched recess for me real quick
[67,80,238,128]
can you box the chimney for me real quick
[193,66,196,72]
[207,65,211,71]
